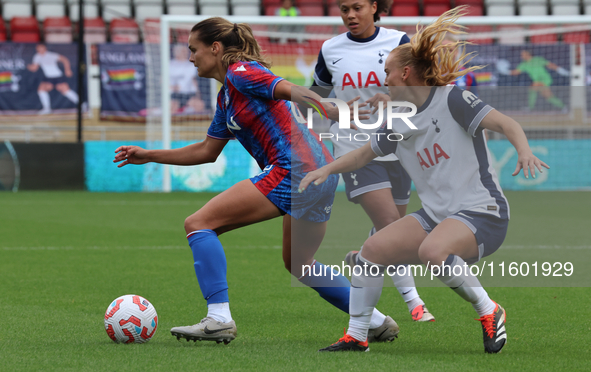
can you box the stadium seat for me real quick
[455,0,485,15]
[518,2,548,16]
[391,2,420,16]
[44,17,72,43]
[135,1,164,22]
[562,28,590,43]
[423,3,451,16]
[110,18,140,43]
[68,0,99,21]
[102,0,132,22]
[528,25,558,44]
[83,17,107,44]
[328,4,341,16]
[486,0,516,15]
[167,0,197,15]
[551,1,580,15]
[497,25,526,44]
[10,16,40,42]
[298,4,324,16]
[585,0,591,14]
[466,25,493,44]
[200,0,229,15]
[0,19,6,41]
[231,0,261,16]
[264,5,280,15]
[36,0,66,21]
[2,1,33,20]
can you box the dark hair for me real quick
[338,0,393,22]
[190,17,271,69]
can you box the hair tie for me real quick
[233,23,238,32]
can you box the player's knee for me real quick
[184,213,206,234]
[418,244,447,268]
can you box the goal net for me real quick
[142,15,591,192]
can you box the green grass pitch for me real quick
[0,191,590,371]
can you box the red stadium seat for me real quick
[529,24,558,44]
[299,4,324,16]
[423,3,451,16]
[44,17,72,43]
[465,25,493,45]
[562,29,590,44]
[264,5,280,15]
[328,4,341,16]
[0,20,6,42]
[83,17,107,44]
[109,18,140,43]
[262,0,282,5]
[391,3,420,16]
[10,16,40,43]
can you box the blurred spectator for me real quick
[275,0,300,16]
[170,44,205,114]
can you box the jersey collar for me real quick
[347,27,380,43]
[417,87,437,114]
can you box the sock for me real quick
[548,96,564,108]
[347,254,385,342]
[64,89,79,104]
[38,91,50,110]
[434,255,495,317]
[299,260,350,313]
[187,229,229,305]
[528,90,538,109]
[207,302,232,323]
[391,264,422,312]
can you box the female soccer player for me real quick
[113,18,398,345]
[311,0,433,322]
[299,7,549,353]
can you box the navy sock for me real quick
[187,229,229,305]
[299,261,351,313]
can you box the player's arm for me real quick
[480,110,549,178]
[298,142,377,192]
[58,55,73,77]
[113,136,229,168]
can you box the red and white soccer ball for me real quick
[104,294,158,344]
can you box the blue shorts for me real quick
[250,165,338,223]
[410,208,509,264]
[342,160,411,205]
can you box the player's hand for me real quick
[347,96,370,123]
[364,93,390,114]
[298,168,330,193]
[512,151,549,179]
[65,69,73,77]
[325,103,359,130]
[113,145,150,167]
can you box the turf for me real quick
[0,191,590,371]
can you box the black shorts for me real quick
[342,160,411,205]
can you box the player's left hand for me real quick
[512,151,549,179]
[298,167,330,193]
[65,69,73,77]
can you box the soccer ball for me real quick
[104,294,158,344]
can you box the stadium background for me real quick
[0,0,590,192]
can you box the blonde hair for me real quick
[393,6,482,86]
[191,17,271,69]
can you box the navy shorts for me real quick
[42,76,68,85]
[171,93,195,108]
[250,165,338,223]
[409,208,509,264]
[342,160,411,205]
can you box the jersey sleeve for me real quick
[206,90,235,140]
[227,62,283,100]
[447,86,493,137]
[370,124,399,157]
[312,47,333,89]
[399,33,410,46]
[32,54,41,64]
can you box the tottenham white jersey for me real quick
[313,27,409,161]
[33,51,63,78]
[371,86,510,223]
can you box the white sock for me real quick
[391,263,423,312]
[369,308,386,329]
[207,302,232,323]
[348,253,384,341]
[38,90,50,110]
[435,255,495,317]
[64,89,79,104]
